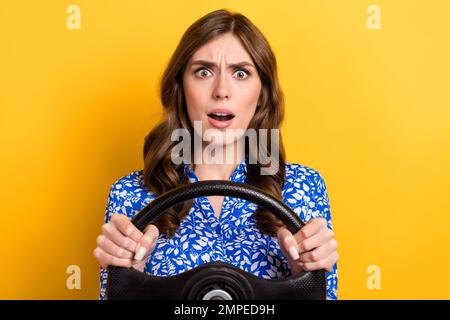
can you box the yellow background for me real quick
[1,0,449,299]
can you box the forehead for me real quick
[190,33,253,63]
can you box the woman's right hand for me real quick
[93,213,159,272]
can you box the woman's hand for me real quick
[93,213,159,272]
[277,218,338,275]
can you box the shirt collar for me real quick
[181,157,248,184]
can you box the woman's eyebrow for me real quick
[190,59,255,69]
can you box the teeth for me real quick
[208,112,234,122]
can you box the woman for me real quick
[94,8,339,300]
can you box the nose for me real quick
[212,73,230,101]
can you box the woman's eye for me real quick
[234,69,250,79]
[195,68,212,78]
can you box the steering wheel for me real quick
[106,180,326,300]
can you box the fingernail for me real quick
[288,246,299,260]
[134,245,146,261]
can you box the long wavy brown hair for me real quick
[143,8,287,237]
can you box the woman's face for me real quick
[183,33,262,147]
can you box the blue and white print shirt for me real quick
[99,159,338,300]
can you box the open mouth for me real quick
[207,112,235,121]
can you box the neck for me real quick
[192,141,245,181]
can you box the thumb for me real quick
[277,226,300,261]
[134,224,159,261]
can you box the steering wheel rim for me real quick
[106,180,326,300]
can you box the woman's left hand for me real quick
[277,218,339,275]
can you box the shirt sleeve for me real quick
[305,170,338,300]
